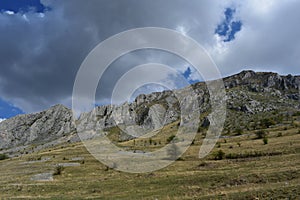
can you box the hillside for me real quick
[0,103,299,199]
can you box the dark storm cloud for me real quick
[0,0,226,112]
[1,0,300,113]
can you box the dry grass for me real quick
[0,122,299,199]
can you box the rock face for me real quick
[76,90,183,139]
[76,71,300,142]
[0,70,299,153]
[0,104,76,150]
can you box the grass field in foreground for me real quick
[0,122,300,199]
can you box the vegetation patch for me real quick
[0,154,8,160]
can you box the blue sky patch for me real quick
[0,0,49,13]
[0,98,24,119]
[182,67,200,84]
[215,8,242,42]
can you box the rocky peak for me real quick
[0,104,76,150]
[223,70,300,91]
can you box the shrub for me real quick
[197,126,203,133]
[255,130,266,139]
[0,154,8,160]
[277,132,282,137]
[191,139,195,145]
[225,153,239,159]
[263,137,268,145]
[149,138,153,145]
[237,142,241,147]
[167,135,176,143]
[214,150,225,160]
[260,118,275,128]
[53,165,64,175]
[292,111,300,116]
[104,164,117,171]
[225,151,282,159]
[198,161,208,167]
[27,156,42,161]
[235,128,243,136]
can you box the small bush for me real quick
[198,161,208,167]
[225,151,281,159]
[263,137,268,145]
[260,118,275,128]
[235,128,243,136]
[214,150,225,160]
[277,132,282,137]
[191,139,195,145]
[237,142,241,147]
[53,165,64,175]
[27,156,42,161]
[255,130,266,139]
[292,111,300,116]
[0,154,8,160]
[167,135,176,143]
[149,138,152,145]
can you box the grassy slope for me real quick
[0,118,300,199]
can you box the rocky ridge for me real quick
[0,70,299,155]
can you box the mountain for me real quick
[0,70,299,156]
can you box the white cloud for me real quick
[176,25,189,36]
[209,1,300,76]
[38,13,45,18]
[0,118,6,123]
[22,14,29,22]
[4,10,15,15]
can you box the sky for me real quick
[0,0,300,119]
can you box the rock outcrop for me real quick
[0,104,76,150]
